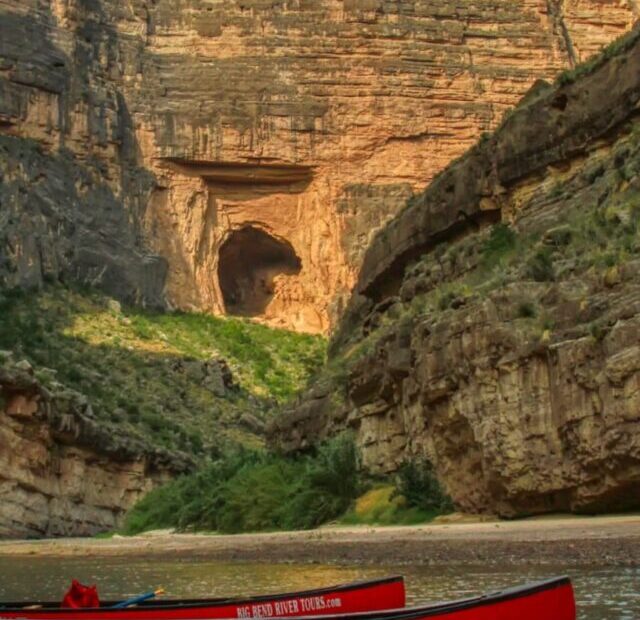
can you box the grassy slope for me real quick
[0,286,326,455]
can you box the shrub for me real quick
[283,433,361,529]
[481,224,517,270]
[395,457,453,514]
[526,248,555,282]
[541,315,556,332]
[216,459,304,533]
[122,448,260,534]
[437,290,456,311]
[589,321,609,342]
[123,435,363,535]
[340,485,435,526]
[517,301,537,318]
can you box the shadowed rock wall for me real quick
[0,1,167,308]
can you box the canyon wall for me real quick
[1,0,637,332]
[0,355,191,538]
[270,28,640,517]
[2,0,639,527]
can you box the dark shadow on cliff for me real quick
[0,7,167,307]
[218,226,302,317]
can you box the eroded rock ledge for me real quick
[0,355,192,538]
[270,28,640,518]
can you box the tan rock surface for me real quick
[0,357,191,538]
[270,29,640,517]
[1,0,639,535]
[1,1,636,331]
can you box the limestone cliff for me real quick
[1,1,636,333]
[0,354,192,538]
[2,0,639,530]
[269,28,640,517]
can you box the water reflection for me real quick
[0,557,637,620]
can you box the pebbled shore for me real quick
[0,516,638,567]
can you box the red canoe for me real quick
[0,577,405,620]
[286,577,576,620]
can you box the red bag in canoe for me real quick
[61,581,100,609]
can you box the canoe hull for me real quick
[286,577,576,620]
[404,578,576,620]
[0,577,405,620]
[0,576,576,620]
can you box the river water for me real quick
[0,558,637,620]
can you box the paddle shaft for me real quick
[112,589,164,609]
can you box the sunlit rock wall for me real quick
[1,0,636,332]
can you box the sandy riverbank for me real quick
[1,515,639,567]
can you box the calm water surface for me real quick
[0,558,637,620]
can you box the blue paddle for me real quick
[112,589,165,609]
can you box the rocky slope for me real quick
[270,28,640,517]
[0,286,324,538]
[1,1,636,333]
[0,353,192,538]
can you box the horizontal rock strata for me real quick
[1,0,636,331]
[0,356,192,538]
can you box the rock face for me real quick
[2,0,639,529]
[0,356,191,538]
[1,1,636,332]
[270,29,640,517]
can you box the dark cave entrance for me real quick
[218,226,302,317]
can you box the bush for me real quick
[437,290,456,311]
[341,486,436,526]
[395,457,453,513]
[283,434,361,529]
[217,459,304,533]
[481,224,517,270]
[123,435,362,535]
[122,448,260,534]
[517,301,537,318]
[526,248,555,282]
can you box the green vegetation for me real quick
[557,27,640,86]
[0,287,454,534]
[0,286,326,455]
[340,458,453,527]
[395,457,454,514]
[480,223,518,271]
[124,435,359,534]
[517,301,537,319]
[526,248,555,282]
[123,436,453,534]
[340,486,436,526]
[340,456,454,527]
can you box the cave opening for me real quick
[218,226,302,317]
